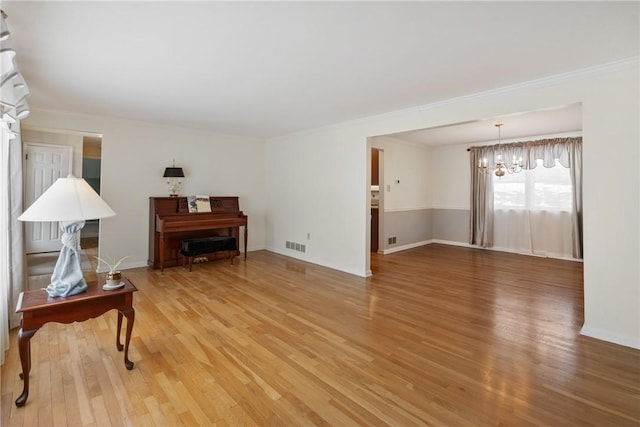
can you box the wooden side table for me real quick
[14,277,137,407]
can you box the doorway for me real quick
[370,148,383,254]
[81,136,102,250]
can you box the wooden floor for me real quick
[2,245,639,426]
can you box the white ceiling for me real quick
[3,1,638,140]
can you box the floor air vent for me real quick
[286,241,306,253]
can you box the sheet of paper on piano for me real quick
[196,195,212,212]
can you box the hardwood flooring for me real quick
[2,245,639,426]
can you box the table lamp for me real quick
[163,160,185,197]
[18,175,116,297]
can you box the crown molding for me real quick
[413,56,639,114]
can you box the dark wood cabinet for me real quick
[371,149,380,186]
[371,208,379,252]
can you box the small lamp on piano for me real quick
[163,161,185,197]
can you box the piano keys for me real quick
[148,196,248,271]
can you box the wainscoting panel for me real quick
[382,208,432,252]
[432,208,470,243]
[380,208,470,254]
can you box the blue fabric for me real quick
[46,220,87,297]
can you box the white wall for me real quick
[370,135,431,211]
[22,111,267,270]
[264,127,367,276]
[580,65,639,349]
[429,143,470,210]
[265,59,639,349]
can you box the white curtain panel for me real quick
[0,124,10,365]
[0,120,25,366]
[493,209,574,259]
[1,10,29,366]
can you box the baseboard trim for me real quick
[266,247,368,278]
[580,325,640,350]
[381,240,432,254]
[380,239,582,263]
[431,239,473,248]
[487,245,583,262]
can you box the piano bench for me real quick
[180,237,237,272]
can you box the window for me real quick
[494,159,572,211]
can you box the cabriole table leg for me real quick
[15,328,37,407]
[117,308,136,370]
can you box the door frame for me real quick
[366,143,384,276]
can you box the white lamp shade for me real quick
[18,175,116,222]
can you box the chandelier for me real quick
[478,123,523,177]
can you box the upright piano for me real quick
[148,196,248,270]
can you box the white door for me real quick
[24,143,73,253]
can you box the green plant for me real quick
[95,255,128,273]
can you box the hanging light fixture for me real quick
[478,124,523,177]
